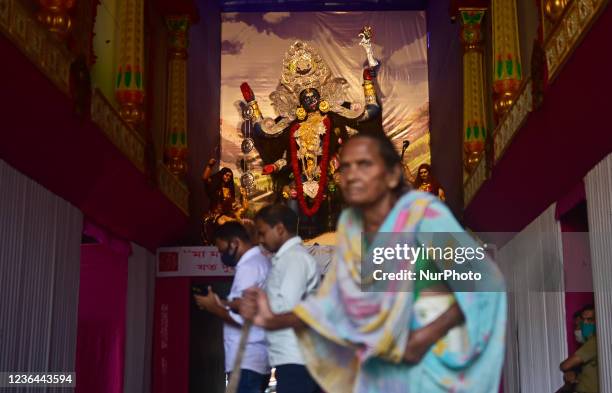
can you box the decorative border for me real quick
[545,0,609,81]
[464,155,487,207]
[157,164,189,215]
[494,80,533,163]
[466,0,608,207]
[0,0,72,94]
[91,89,146,173]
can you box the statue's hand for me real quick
[240,82,255,102]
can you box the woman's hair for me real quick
[413,163,441,192]
[212,167,236,202]
[349,131,410,195]
[218,167,233,182]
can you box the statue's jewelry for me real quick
[296,106,307,121]
[241,138,254,154]
[240,172,255,189]
[318,100,330,113]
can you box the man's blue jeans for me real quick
[275,364,322,393]
[231,369,271,393]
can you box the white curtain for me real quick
[0,160,82,391]
[585,153,612,393]
[123,243,156,393]
[496,204,567,393]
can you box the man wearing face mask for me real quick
[560,305,598,393]
[194,221,271,393]
[573,310,585,346]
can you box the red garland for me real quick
[289,115,331,217]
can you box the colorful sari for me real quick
[293,191,507,393]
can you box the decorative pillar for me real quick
[37,0,75,39]
[459,8,488,175]
[115,0,145,125]
[492,0,523,117]
[164,16,190,176]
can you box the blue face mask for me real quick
[581,321,596,340]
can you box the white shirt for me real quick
[224,246,271,374]
[265,236,320,366]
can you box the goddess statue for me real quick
[239,32,381,237]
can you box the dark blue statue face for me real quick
[300,88,321,113]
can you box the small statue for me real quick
[412,163,446,201]
[201,158,249,243]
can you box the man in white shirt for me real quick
[194,221,271,393]
[254,205,321,393]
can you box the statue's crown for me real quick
[280,41,331,94]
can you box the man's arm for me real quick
[226,298,241,313]
[403,301,464,363]
[194,291,240,328]
[206,300,241,328]
[562,337,597,371]
[240,287,306,331]
[560,354,584,372]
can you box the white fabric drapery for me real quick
[123,243,156,393]
[0,160,82,391]
[496,204,567,393]
[585,152,612,393]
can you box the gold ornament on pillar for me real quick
[115,0,145,125]
[544,0,568,23]
[492,0,523,117]
[459,9,488,175]
[164,16,190,176]
[37,0,75,39]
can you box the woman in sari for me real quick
[240,131,507,393]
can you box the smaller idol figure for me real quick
[201,158,249,243]
[412,163,446,201]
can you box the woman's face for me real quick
[223,172,232,184]
[338,138,400,207]
[419,167,429,181]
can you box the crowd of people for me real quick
[195,131,507,393]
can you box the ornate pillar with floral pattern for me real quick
[459,8,489,175]
[492,0,523,117]
[164,15,190,176]
[115,0,145,125]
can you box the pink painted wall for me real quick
[76,244,129,393]
[152,277,191,393]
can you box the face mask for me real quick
[574,329,585,344]
[220,243,239,267]
[581,322,596,340]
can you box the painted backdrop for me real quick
[220,11,429,206]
